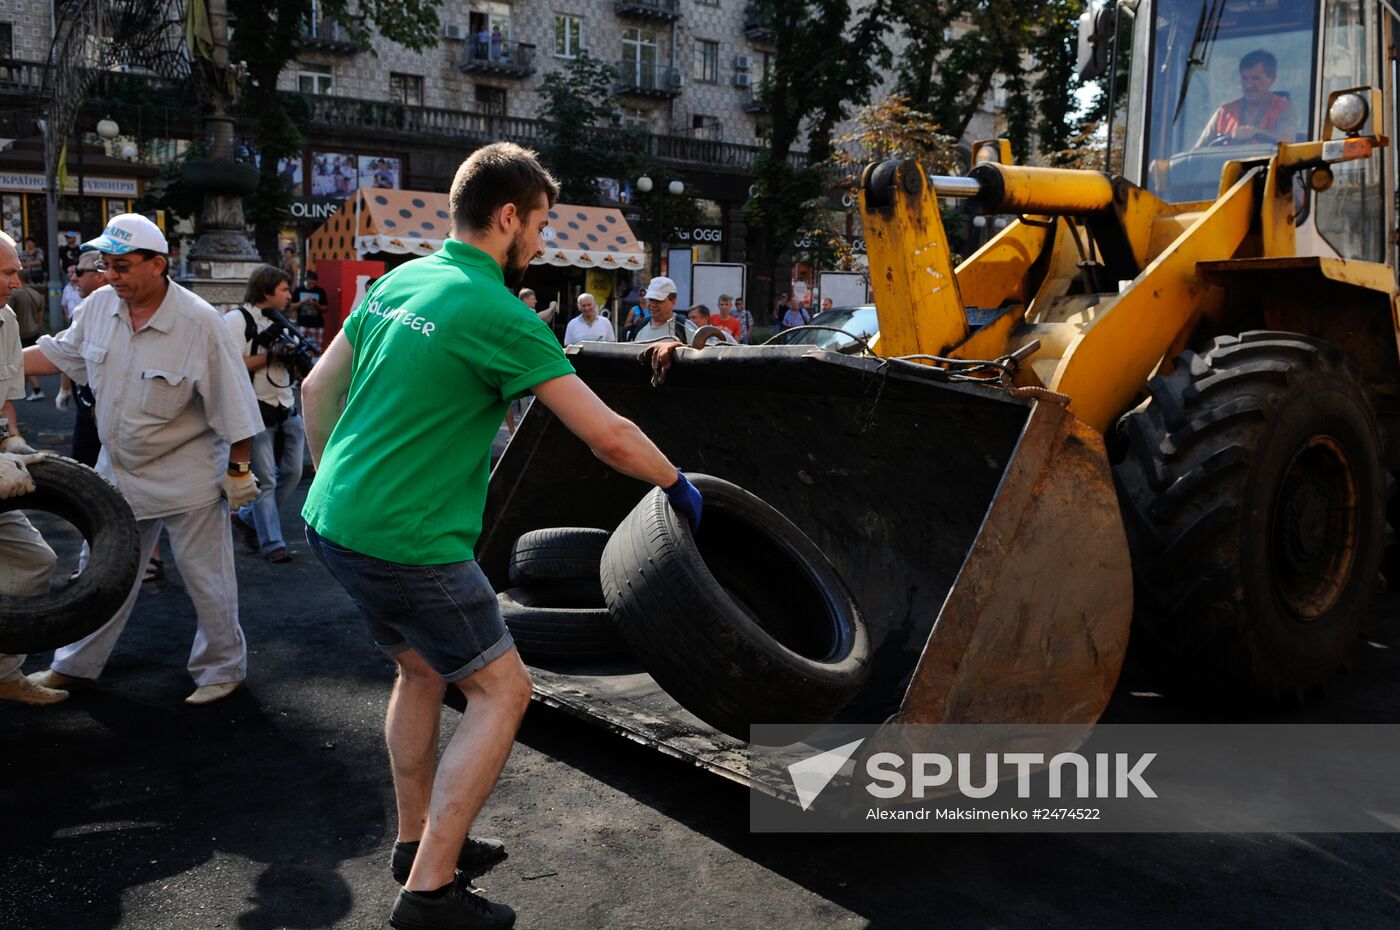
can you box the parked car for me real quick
[769,305,878,353]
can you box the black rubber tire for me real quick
[508,527,609,586]
[1113,332,1386,700]
[0,454,142,654]
[600,473,870,742]
[499,581,626,663]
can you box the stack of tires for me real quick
[500,474,872,741]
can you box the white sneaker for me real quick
[185,681,242,705]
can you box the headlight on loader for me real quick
[1329,92,1369,134]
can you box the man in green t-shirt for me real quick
[300,142,701,930]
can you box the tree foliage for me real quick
[535,51,643,205]
[227,0,441,259]
[744,0,891,314]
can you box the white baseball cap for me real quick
[643,276,677,300]
[84,213,168,255]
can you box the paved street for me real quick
[3,371,1400,929]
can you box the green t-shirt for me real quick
[303,240,574,564]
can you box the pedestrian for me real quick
[61,264,83,321]
[563,293,615,345]
[55,249,107,468]
[519,287,557,324]
[9,270,46,399]
[18,236,44,282]
[732,296,753,344]
[782,300,810,330]
[57,231,81,273]
[21,213,264,706]
[686,304,736,345]
[633,276,695,344]
[711,294,742,342]
[300,141,701,930]
[225,264,306,564]
[281,245,301,285]
[0,230,62,707]
[294,270,328,348]
[773,291,790,327]
[820,296,834,313]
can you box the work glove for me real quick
[55,386,71,412]
[220,471,261,509]
[663,470,703,533]
[0,452,44,499]
[0,434,37,455]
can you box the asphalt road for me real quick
[3,372,1400,929]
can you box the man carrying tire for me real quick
[20,214,265,706]
[300,141,701,930]
[0,231,62,706]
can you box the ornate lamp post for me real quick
[636,175,684,277]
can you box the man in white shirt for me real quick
[0,230,61,706]
[563,293,615,345]
[223,265,306,564]
[60,264,84,321]
[21,214,264,705]
[633,276,695,345]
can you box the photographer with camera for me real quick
[223,265,310,564]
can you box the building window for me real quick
[476,84,507,116]
[389,72,424,106]
[693,39,719,83]
[554,13,583,57]
[753,51,770,89]
[691,114,721,140]
[0,23,12,59]
[297,62,334,95]
[622,27,658,70]
[622,106,651,131]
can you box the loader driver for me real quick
[1195,49,1298,147]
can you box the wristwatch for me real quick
[227,461,252,475]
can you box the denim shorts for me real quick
[306,526,514,681]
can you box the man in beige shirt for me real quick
[22,214,264,705]
[0,230,61,705]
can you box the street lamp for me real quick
[95,116,120,140]
[636,175,684,275]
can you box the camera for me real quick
[257,308,321,381]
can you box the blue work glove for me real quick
[663,470,703,533]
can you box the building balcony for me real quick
[741,90,770,114]
[614,60,682,99]
[303,19,358,54]
[458,39,535,77]
[613,0,680,23]
[743,4,775,44]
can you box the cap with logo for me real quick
[643,276,677,301]
[84,213,168,255]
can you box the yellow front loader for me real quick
[479,0,1397,791]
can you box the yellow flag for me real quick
[185,0,215,60]
[55,141,69,196]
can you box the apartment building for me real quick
[285,0,774,145]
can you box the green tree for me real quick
[744,0,892,317]
[535,51,641,204]
[227,0,441,260]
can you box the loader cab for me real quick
[1117,0,1389,264]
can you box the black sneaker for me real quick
[390,878,515,930]
[391,837,508,885]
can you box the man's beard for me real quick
[505,229,534,289]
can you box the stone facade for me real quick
[280,0,773,145]
[0,0,54,60]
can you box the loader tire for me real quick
[1113,332,1386,700]
[0,454,142,654]
[498,581,626,663]
[600,473,870,743]
[508,527,609,586]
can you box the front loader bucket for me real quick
[480,342,1131,792]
